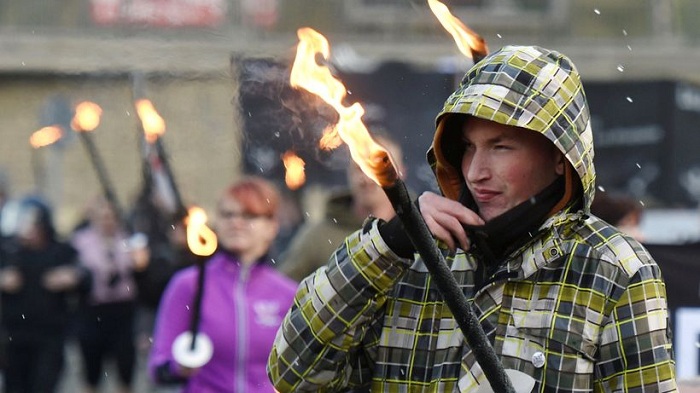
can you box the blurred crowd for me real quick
[0,142,685,393]
[0,140,407,393]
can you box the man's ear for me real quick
[555,151,566,176]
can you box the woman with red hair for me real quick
[149,176,297,392]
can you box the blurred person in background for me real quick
[278,134,405,282]
[148,176,297,392]
[131,218,198,356]
[71,196,138,393]
[0,196,91,393]
[590,191,646,242]
[0,167,11,373]
[0,169,9,219]
[126,182,200,354]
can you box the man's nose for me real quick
[465,151,490,183]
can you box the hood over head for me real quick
[429,45,595,212]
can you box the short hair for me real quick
[590,191,642,226]
[220,176,280,218]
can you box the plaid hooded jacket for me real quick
[268,46,677,392]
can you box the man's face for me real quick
[460,117,564,221]
[347,163,386,209]
[347,137,404,211]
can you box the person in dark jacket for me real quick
[590,190,646,242]
[278,134,405,282]
[71,195,140,393]
[0,196,91,393]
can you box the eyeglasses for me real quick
[218,210,271,221]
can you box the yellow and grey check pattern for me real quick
[268,45,676,392]
[268,212,676,392]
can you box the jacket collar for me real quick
[464,175,566,267]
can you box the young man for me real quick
[268,46,677,392]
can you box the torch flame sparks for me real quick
[428,0,488,60]
[282,151,306,190]
[290,27,399,187]
[71,101,103,132]
[135,99,166,143]
[30,126,63,148]
[186,206,218,257]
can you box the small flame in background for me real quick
[282,151,306,190]
[135,99,166,143]
[71,101,103,132]
[29,126,63,148]
[427,0,488,60]
[290,27,398,187]
[186,206,218,257]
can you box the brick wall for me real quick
[0,73,242,235]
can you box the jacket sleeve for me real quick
[148,269,194,384]
[278,222,329,282]
[594,260,677,392]
[63,243,92,295]
[267,219,413,392]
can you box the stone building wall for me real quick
[0,74,242,234]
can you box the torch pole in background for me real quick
[172,206,217,368]
[130,73,189,222]
[130,73,155,198]
[30,147,46,196]
[152,138,187,219]
[373,152,515,393]
[76,131,129,230]
[189,255,207,349]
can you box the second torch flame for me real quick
[290,27,399,188]
[30,126,63,148]
[427,0,488,61]
[72,101,103,132]
[282,151,306,190]
[135,99,166,143]
[186,206,218,257]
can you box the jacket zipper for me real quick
[234,266,249,392]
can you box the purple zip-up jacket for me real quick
[148,251,297,393]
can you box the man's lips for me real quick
[472,188,500,202]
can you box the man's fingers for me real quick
[419,191,482,250]
[423,215,456,250]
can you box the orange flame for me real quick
[428,0,488,60]
[135,99,166,143]
[282,151,306,190]
[71,101,103,132]
[186,206,218,257]
[290,27,399,187]
[29,126,63,148]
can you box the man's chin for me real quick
[478,207,504,222]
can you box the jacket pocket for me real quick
[511,305,599,362]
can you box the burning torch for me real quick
[72,101,129,229]
[282,150,306,191]
[290,27,517,393]
[428,0,489,64]
[133,97,189,222]
[171,206,218,369]
[29,125,63,195]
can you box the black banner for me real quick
[232,56,455,195]
[234,56,700,208]
[645,242,700,310]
